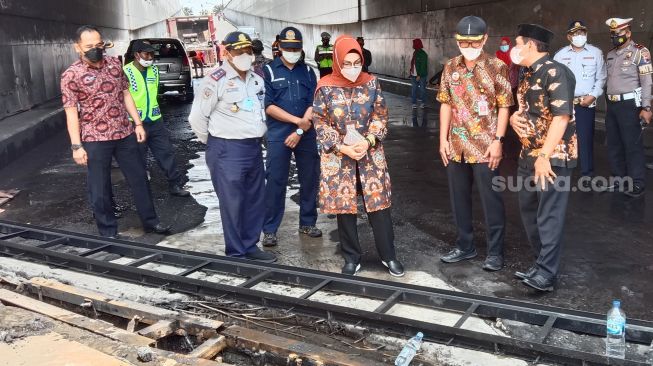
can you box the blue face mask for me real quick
[500,45,510,53]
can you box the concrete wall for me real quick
[226,0,653,80]
[0,0,180,121]
[228,0,359,25]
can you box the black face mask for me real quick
[611,34,628,47]
[322,39,330,45]
[84,47,104,62]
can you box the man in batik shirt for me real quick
[509,24,577,292]
[437,16,513,271]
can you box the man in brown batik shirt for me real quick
[437,16,513,271]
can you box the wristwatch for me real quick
[644,106,651,112]
[494,135,505,143]
[538,152,549,159]
[71,144,83,151]
[296,128,304,136]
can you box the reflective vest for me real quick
[123,62,161,122]
[317,45,334,69]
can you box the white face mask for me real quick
[571,35,587,48]
[342,66,362,82]
[138,58,153,67]
[231,53,254,71]
[510,46,525,65]
[459,47,482,61]
[282,50,302,64]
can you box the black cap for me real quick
[133,40,155,53]
[567,20,587,33]
[279,27,303,49]
[517,24,554,44]
[321,32,331,39]
[223,31,252,50]
[455,16,487,41]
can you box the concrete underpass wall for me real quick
[0,0,180,121]
[225,10,361,65]
[227,0,653,80]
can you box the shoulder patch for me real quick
[210,69,226,81]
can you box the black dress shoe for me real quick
[382,260,405,277]
[514,265,538,280]
[169,185,190,197]
[522,274,555,292]
[482,256,504,272]
[244,248,277,263]
[341,263,361,276]
[624,185,645,198]
[441,248,477,263]
[145,223,172,235]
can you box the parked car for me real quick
[124,38,193,102]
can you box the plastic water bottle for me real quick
[395,332,423,366]
[606,300,626,359]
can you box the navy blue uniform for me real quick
[263,57,319,234]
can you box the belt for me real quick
[607,92,637,102]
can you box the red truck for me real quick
[166,16,219,67]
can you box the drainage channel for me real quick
[0,219,651,365]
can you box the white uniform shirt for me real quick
[189,61,266,143]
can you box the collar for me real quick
[223,60,254,81]
[568,44,589,52]
[271,56,304,70]
[528,54,550,72]
[616,39,634,55]
[80,58,107,70]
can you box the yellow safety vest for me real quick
[123,62,161,122]
[317,45,334,69]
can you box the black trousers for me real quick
[337,208,396,264]
[517,162,572,280]
[605,99,646,188]
[447,161,505,256]
[336,163,396,264]
[139,120,183,189]
[84,133,159,237]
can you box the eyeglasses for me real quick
[457,40,483,48]
[343,61,362,68]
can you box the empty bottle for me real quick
[395,332,423,366]
[606,300,626,359]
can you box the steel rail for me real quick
[0,220,650,365]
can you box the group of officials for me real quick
[60,13,651,292]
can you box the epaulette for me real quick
[210,69,226,81]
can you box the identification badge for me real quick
[242,97,255,112]
[478,97,489,116]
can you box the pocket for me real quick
[272,80,290,100]
[298,80,313,100]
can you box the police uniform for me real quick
[188,32,274,262]
[553,21,607,178]
[605,17,652,195]
[262,27,321,243]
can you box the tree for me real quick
[212,4,225,14]
[199,8,210,16]
[182,7,193,16]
